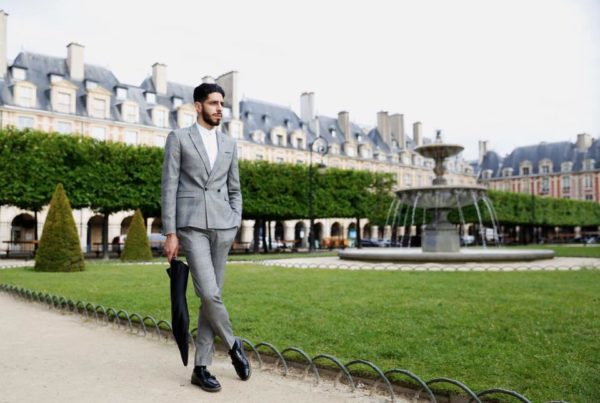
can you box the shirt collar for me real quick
[196,122,217,136]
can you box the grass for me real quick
[1,263,599,402]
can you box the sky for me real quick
[4,0,599,160]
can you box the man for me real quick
[161,83,251,393]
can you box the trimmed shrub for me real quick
[121,209,152,261]
[35,184,84,272]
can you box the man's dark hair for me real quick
[193,83,225,103]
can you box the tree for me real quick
[34,184,84,272]
[121,209,153,261]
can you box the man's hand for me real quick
[164,233,180,262]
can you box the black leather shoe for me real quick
[229,338,251,381]
[191,366,222,392]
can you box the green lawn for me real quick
[1,263,598,402]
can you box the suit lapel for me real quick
[187,124,211,177]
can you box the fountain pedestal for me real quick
[423,209,460,252]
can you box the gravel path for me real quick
[0,293,389,403]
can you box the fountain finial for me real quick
[435,130,443,144]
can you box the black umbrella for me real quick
[166,259,190,366]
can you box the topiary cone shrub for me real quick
[35,183,85,272]
[121,208,153,261]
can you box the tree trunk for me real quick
[253,219,260,253]
[356,217,362,248]
[34,210,39,251]
[261,220,268,253]
[102,212,110,260]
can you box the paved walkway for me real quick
[0,293,390,403]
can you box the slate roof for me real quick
[478,138,600,179]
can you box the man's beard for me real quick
[202,110,221,127]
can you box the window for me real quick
[91,98,107,118]
[561,162,572,173]
[482,170,492,179]
[562,176,571,192]
[541,177,549,194]
[275,134,284,146]
[404,173,412,187]
[522,180,530,193]
[12,67,26,80]
[583,159,595,171]
[276,157,284,163]
[85,80,98,90]
[172,97,183,108]
[584,175,593,189]
[17,116,34,129]
[522,167,530,176]
[255,154,264,160]
[91,127,106,141]
[56,92,71,113]
[153,109,168,128]
[116,87,128,100]
[124,130,138,145]
[296,138,304,149]
[18,86,34,107]
[154,135,165,147]
[502,168,513,177]
[124,104,139,123]
[541,165,550,174]
[56,121,72,134]
[585,194,594,201]
[145,92,156,104]
[182,112,195,127]
[329,129,336,137]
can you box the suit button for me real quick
[204,187,208,191]
[218,189,221,192]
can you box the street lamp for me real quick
[308,137,329,252]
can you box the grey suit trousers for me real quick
[177,226,237,366]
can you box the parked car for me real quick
[149,233,166,252]
[359,239,384,247]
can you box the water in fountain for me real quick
[339,130,555,262]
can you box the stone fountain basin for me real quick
[338,248,555,262]
[396,185,488,209]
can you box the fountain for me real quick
[338,131,554,262]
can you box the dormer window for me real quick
[122,102,139,123]
[482,169,493,179]
[502,167,513,177]
[116,87,128,100]
[561,162,572,172]
[252,130,265,143]
[583,159,595,171]
[172,96,183,108]
[12,67,26,81]
[329,128,336,137]
[16,85,35,107]
[145,92,156,104]
[85,80,98,90]
[520,161,532,176]
[356,133,362,142]
[152,107,169,128]
[49,74,63,83]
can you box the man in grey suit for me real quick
[161,83,251,393]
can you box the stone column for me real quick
[240,220,254,244]
[383,225,392,240]
[284,221,295,243]
[370,225,379,240]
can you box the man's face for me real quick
[195,92,224,127]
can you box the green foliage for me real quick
[120,209,152,261]
[450,190,600,226]
[34,184,84,272]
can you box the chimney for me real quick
[300,92,315,122]
[202,75,216,84]
[413,122,423,147]
[67,42,84,81]
[216,71,239,119]
[0,10,7,78]
[389,113,405,149]
[377,111,390,145]
[152,62,167,95]
[576,133,592,151]
[478,140,489,163]
[337,111,351,140]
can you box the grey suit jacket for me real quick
[161,124,242,234]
